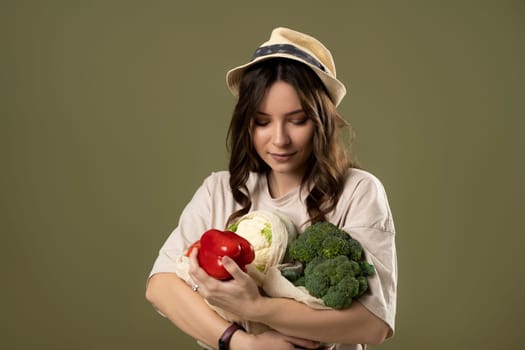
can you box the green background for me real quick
[2,0,524,349]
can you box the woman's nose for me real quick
[272,123,291,146]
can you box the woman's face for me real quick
[252,81,315,181]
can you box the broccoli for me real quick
[283,221,376,309]
[357,276,368,297]
[303,256,325,276]
[280,263,304,283]
[359,260,375,277]
[288,221,363,264]
[347,237,364,261]
[304,255,363,309]
[293,275,306,287]
[322,275,360,309]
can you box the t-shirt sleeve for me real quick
[148,174,215,278]
[337,171,398,335]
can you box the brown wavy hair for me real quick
[226,58,358,225]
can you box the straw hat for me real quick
[226,27,347,106]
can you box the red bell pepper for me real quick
[185,240,201,257]
[187,229,255,280]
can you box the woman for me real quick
[146,27,397,350]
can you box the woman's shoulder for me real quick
[341,168,393,215]
[345,168,387,192]
[337,167,395,232]
[196,170,230,191]
[204,170,230,183]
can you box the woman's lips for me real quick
[269,152,296,162]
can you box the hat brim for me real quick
[226,53,347,107]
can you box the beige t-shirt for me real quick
[149,168,397,350]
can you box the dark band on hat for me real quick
[252,44,327,73]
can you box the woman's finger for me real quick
[221,255,245,280]
[187,248,208,286]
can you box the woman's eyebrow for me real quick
[285,109,305,117]
[255,109,305,117]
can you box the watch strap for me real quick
[218,323,243,350]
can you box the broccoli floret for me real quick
[288,222,354,264]
[320,235,351,259]
[347,238,364,261]
[304,256,350,298]
[331,257,361,282]
[303,256,325,275]
[359,260,375,277]
[307,256,357,283]
[302,255,372,309]
[356,276,368,297]
[322,275,360,309]
[288,239,317,264]
[304,270,331,298]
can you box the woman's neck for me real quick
[267,172,302,199]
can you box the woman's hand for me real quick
[187,248,262,317]
[187,249,335,349]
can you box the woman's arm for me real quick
[248,294,390,345]
[146,273,238,348]
[189,252,390,346]
[145,273,322,350]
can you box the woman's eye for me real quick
[290,118,308,125]
[254,119,269,126]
